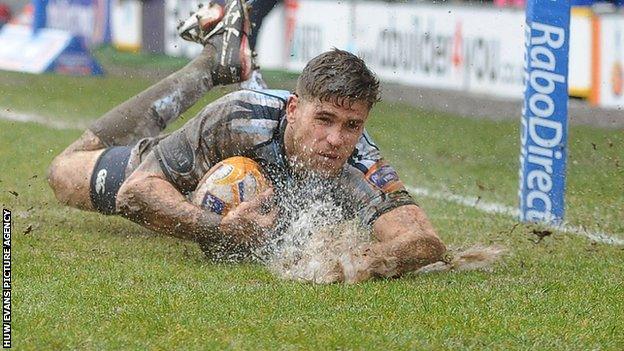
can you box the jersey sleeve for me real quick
[342,130,417,227]
[153,90,285,194]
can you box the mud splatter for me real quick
[416,246,506,274]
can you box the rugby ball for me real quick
[191,156,269,216]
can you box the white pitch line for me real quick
[406,185,624,246]
[407,185,520,217]
[0,107,87,130]
[1,108,622,246]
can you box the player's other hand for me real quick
[218,188,277,246]
[338,247,400,284]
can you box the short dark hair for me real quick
[295,48,380,109]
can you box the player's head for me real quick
[285,48,380,177]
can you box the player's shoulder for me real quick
[203,89,292,152]
[246,89,292,103]
[221,89,291,115]
[348,130,382,174]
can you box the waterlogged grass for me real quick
[93,46,192,72]
[0,70,229,124]
[368,103,624,234]
[1,70,623,350]
[0,66,296,126]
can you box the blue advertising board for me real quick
[518,0,571,224]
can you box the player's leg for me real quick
[91,0,253,147]
[248,0,281,52]
[47,42,218,210]
[89,48,219,148]
[47,132,107,210]
[238,0,279,90]
[48,0,253,212]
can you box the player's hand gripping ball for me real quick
[192,156,270,216]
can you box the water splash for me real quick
[205,172,506,283]
[251,189,506,283]
[258,199,371,284]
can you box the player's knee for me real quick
[47,154,71,205]
[47,147,104,210]
[47,153,88,207]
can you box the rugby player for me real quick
[47,0,446,282]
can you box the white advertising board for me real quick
[46,0,109,46]
[282,0,351,72]
[111,0,142,52]
[596,15,624,109]
[163,1,593,101]
[353,4,525,97]
[256,1,351,71]
[257,2,527,98]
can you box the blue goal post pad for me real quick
[518,0,571,225]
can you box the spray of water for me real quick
[199,169,506,283]
[259,200,372,284]
[254,194,506,284]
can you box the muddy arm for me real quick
[116,152,221,242]
[342,205,447,282]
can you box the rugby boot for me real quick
[205,0,254,85]
[177,2,225,45]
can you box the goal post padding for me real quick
[518,0,571,225]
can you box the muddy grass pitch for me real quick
[1,70,623,349]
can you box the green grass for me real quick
[94,46,192,71]
[2,69,623,350]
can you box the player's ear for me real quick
[286,94,298,124]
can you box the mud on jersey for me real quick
[153,89,416,227]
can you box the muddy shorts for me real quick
[88,135,166,215]
[89,146,133,215]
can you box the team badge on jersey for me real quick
[365,161,405,193]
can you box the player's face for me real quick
[285,95,369,177]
